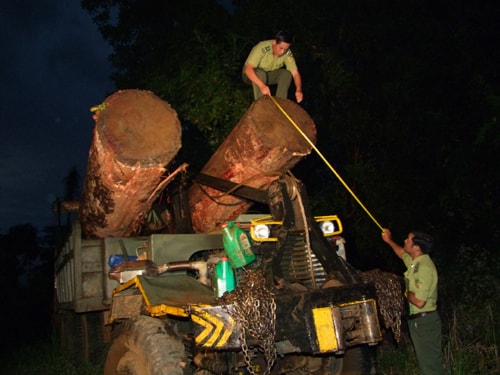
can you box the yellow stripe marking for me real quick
[312,307,338,352]
[217,315,234,347]
[192,314,213,344]
[203,313,225,346]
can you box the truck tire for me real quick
[326,356,343,375]
[104,316,188,375]
[341,345,376,375]
[315,355,343,375]
[285,354,343,375]
[287,346,375,375]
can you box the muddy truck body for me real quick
[53,90,385,374]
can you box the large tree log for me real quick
[189,96,317,233]
[79,90,181,238]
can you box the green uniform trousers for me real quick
[407,311,445,375]
[243,68,292,100]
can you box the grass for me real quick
[377,303,499,375]
[442,304,499,375]
[0,335,102,375]
[376,340,419,374]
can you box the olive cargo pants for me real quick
[243,68,292,100]
[408,312,445,375]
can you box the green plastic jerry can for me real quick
[213,257,236,297]
[222,222,256,268]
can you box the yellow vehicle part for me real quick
[312,298,381,353]
[191,306,236,348]
[109,274,216,322]
[250,215,343,242]
[312,306,341,352]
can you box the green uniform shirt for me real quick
[402,253,438,315]
[244,40,298,72]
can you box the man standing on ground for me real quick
[242,31,303,103]
[381,229,445,375]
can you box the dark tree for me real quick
[81,0,500,270]
[0,224,54,352]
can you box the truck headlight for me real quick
[319,220,336,235]
[253,224,271,239]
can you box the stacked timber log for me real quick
[188,96,317,233]
[79,89,181,238]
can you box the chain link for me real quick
[360,269,404,342]
[220,269,277,375]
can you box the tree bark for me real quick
[79,90,181,238]
[189,96,316,233]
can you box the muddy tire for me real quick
[104,316,187,375]
[341,345,376,375]
[314,355,343,375]
[286,345,375,375]
[327,356,343,375]
[285,354,343,375]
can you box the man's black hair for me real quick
[275,30,294,44]
[412,231,434,254]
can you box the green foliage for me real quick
[149,30,251,149]
[377,342,419,375]
[80,0,499,273]
[377,303,499,375]
[441,245,500,308]
[443,304,499,375]
[438,245,500,374]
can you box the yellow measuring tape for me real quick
[270,96,384,231]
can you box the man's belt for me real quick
[407,310,436,320]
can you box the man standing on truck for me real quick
[381,229,445,375]
[242,30,303,103]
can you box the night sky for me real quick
[0,1,114,232]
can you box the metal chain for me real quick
[220,269,277,375]
[360,269,404,342]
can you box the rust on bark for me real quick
[189,96,316,233]
[79,90,182,238]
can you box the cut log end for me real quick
[95,89,181,166]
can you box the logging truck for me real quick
[53,90,384,374]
